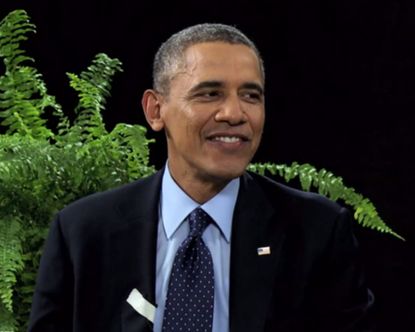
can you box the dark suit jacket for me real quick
[28,170,373,331]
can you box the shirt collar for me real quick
[160,164,240,243]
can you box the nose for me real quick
[214,94,247,125]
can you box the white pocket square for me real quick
[126,288,156,323]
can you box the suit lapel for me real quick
[109,170,164,331]
[229,172,288,332]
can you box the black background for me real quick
[2,0,414,330]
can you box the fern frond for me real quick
[0,9,36,70]
[0,217,24,313]
[109,123,156,180]
[0,10,65,140]
[0,303,17,332]
[66,53,123,142]
[0,137,59,223]
[80,53,123,97]
[67,72,106,140]
[248,162,404,240]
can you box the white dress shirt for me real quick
[153,165,240,332]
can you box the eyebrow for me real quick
[188,80,264,95]
[188,81,224,94]
[240,82,264,95]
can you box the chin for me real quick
[205,165,247,183]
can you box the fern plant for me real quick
[248,162,403,240]
[0,9,154,331]
[0,8,402,332]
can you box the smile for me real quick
[212,136,242,143]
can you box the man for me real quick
[28,23,373,331]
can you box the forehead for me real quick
[173,42,263,87]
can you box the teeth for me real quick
[213,136,241,143]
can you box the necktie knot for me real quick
[188,207,211,237]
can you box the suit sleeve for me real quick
[305,207,375,331]
[28,214,74,332]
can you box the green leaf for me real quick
[249,162,404,241]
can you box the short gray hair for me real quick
[153,23,265,95]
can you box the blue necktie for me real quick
[162,207,214,332]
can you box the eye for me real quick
[241,91,263,103]
[194,90,222,101]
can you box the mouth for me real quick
[207,134,249,143]
[212,136,243,143]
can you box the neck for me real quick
[167,166,230,204]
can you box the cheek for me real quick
[250,111,265,134]
[183,108,211,135]
[163,105,192,137]
[167,112,203,144]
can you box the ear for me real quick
[141,89,165,131]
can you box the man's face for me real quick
[153,42,265,186]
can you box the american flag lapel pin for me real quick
[257,246,271,256]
